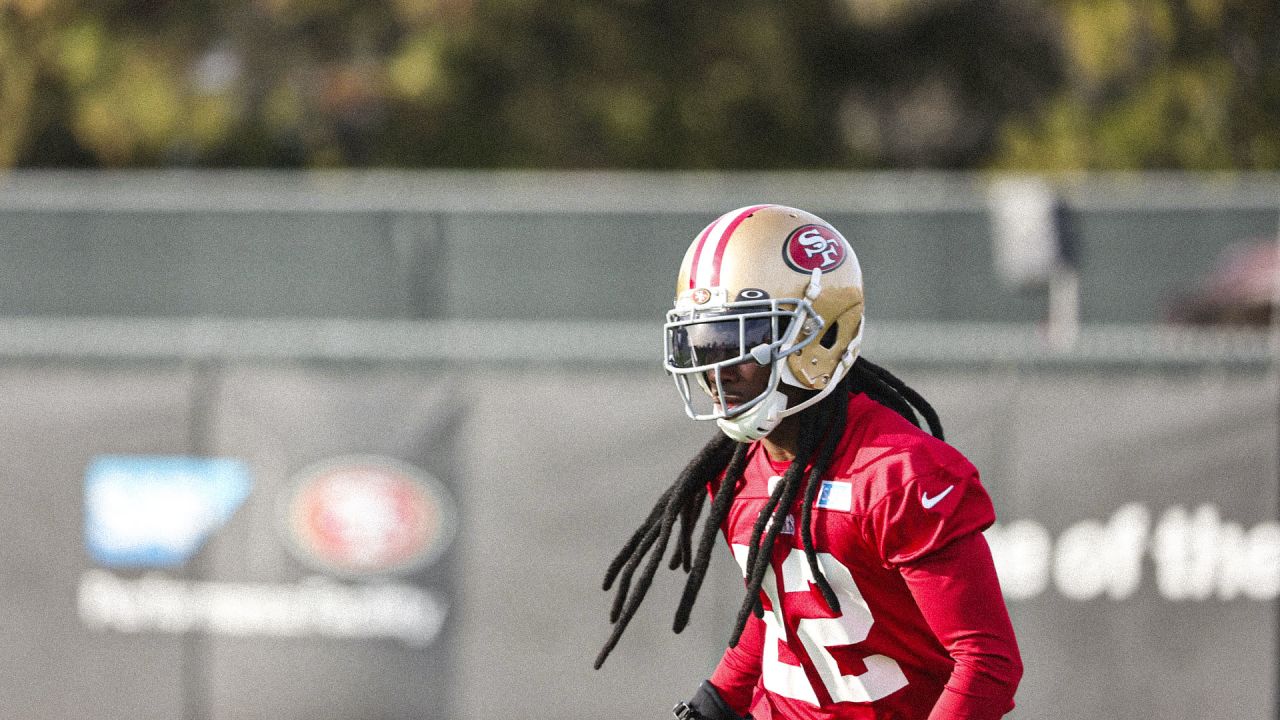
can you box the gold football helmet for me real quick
[663,204,865,441]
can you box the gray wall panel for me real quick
[977,369,1278,720]
[0,364,462,720]
[827,211,1048,324]
[0,361,1273,719]
[439,212,704,320]
[0,211,417,318]
[434,208,1049,324]
[1,172,1273,325]
[1078,208,1280,323]
[0,367,195,720]
[201,366,461,720]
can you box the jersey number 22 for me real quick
[731,544,908,706]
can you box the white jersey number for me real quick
[731,544,908,706]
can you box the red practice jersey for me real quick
[709,393,1021,720]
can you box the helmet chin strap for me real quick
[716,389,788,442]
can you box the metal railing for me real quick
[0,317,1270,369]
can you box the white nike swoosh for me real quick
[921,485,955,509]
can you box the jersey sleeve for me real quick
[709,611,764,716]
[860,460,995,568]
[899,532,1023,720]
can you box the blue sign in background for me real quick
[84,455,252,568]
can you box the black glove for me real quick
[672,680,749,720]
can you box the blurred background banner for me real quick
[0,360,459,719]
[0,171,1273,719]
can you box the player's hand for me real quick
[672,680,749,720]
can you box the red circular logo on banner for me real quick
[281,456,456,577]
[783,224,847,273]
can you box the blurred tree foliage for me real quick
[993,0,1280,170]
[1,0,1274,169]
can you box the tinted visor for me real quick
[668,315,774,369]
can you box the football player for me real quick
[596,205,1022,720]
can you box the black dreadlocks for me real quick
[594,356,943,669]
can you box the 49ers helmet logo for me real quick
[783,224,847,273]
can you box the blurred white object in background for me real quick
[988,176,1079,348]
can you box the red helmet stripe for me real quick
[687,221,716,289]
[708,204,771,287]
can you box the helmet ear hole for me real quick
[819,321,839,349]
